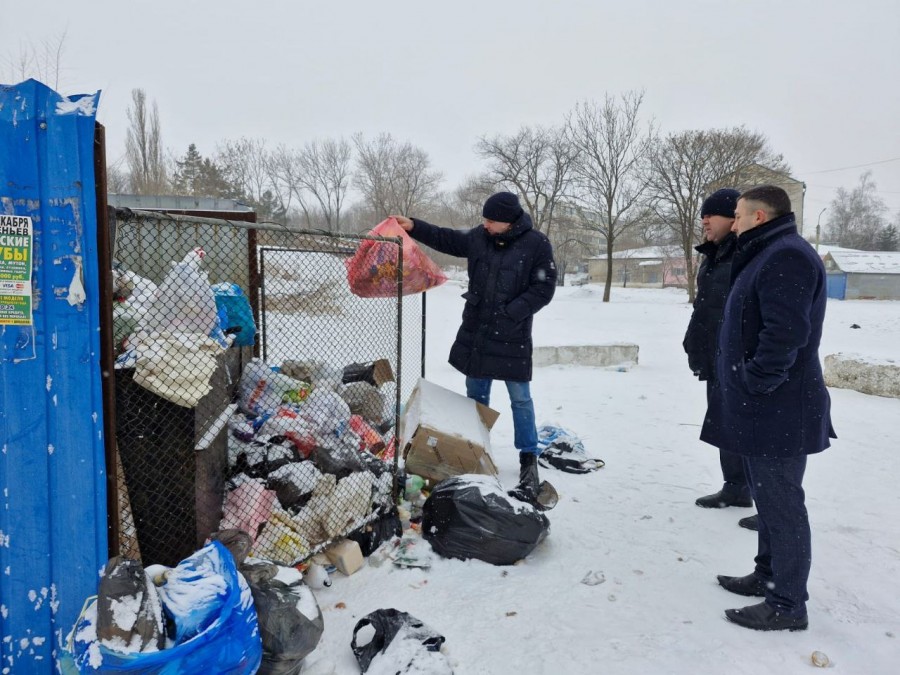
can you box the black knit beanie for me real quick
[482,191,524,223]
[700,188,740,218]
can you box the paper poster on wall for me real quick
[0,214,34,325]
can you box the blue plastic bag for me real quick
[67,541,262,674]
[536,425,604,473]
[212,283,257,347]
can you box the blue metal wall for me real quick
[0,80,107,673]
[826,272,847,300]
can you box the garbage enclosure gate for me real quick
[109,210,424,568]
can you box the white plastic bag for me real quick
[132,331,223,407]
[300,390,351,438]
[144,248,219,336]
[238,359,309,416]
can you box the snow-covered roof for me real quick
[805,243,861,256]
[827,251,900,275]
[588,245,681,260]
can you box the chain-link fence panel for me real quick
[108,210,422,567]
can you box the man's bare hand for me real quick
[390,215,414,231]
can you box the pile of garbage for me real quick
[221,357,397,564]
[63,530,454,674]
[112,248,257,408]
[64,532,325,675]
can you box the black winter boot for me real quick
[509,453,542,507]
[695,490,753,509]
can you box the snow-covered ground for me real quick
[302,281,900,675]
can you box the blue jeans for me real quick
[465,377,539,455]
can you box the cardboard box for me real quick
[400,378,500,483]
[325,539,365,576]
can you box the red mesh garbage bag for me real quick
[346,218,447,297]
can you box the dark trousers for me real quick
[744,454,811,617]
[706,380,751,497]
[720,449,751,498]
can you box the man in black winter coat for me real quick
[392,192,557,506]
[684,189,756,526]
[710,185,836,632]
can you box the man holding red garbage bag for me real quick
[392,191,557,508]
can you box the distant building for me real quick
[587,245,688,288]
[823,250,900,300]
[719,164,806,233]
[108,194,254,217]
[806,243,860,258]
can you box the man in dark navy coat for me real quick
[708,185,836,631]
[684,188,756,525]
[392,192,557,506]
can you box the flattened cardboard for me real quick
[400,378,499,483]
[342,358,395,388]
[370,359,395,386]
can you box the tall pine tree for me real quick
[173,143,203,195]
[876,223,899,251]
[173,143,235,198]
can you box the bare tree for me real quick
[272,138,353,232]
[825,171,888,250]
[566,92,655,301]
[444,173,496,224]
[548,222,594,285]
[646,127,788,301]
[269,145,315,227]
[3,31,67,90]
[475,125,578,237]
[106,161,130,194]
[125,89,168,195]
[216,137,288,221]
[353,133,443,221]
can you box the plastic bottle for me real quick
[404,474,425,501]
[397,505,411,530]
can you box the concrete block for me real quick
[824,353,900,399]
[533,343,639,368]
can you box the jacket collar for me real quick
[485,210,534,243]
[736,212,797,251]
[731,213,797,281]
[695,231,736,261]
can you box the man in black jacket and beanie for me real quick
[392,192,557,507]
[710,185,835,631]
[684,189,757,527]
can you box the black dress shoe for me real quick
[725,602,808,631]
[717,573,767,597]
[739,514,759,531]
[695,490,753,508]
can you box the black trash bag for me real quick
[239,559,280,586]
[96,557,165,652]
[422,474,550,566]
[348,506,402,557]
[357,450,393,478]
[313,444,366,479]
[241,563,324,675]
[351,609,450,674]
[209,529,253,566]
[266,460,322,512]
[231,439,299,479]
[341,361,382,387]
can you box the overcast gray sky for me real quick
[4,0,900,227]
